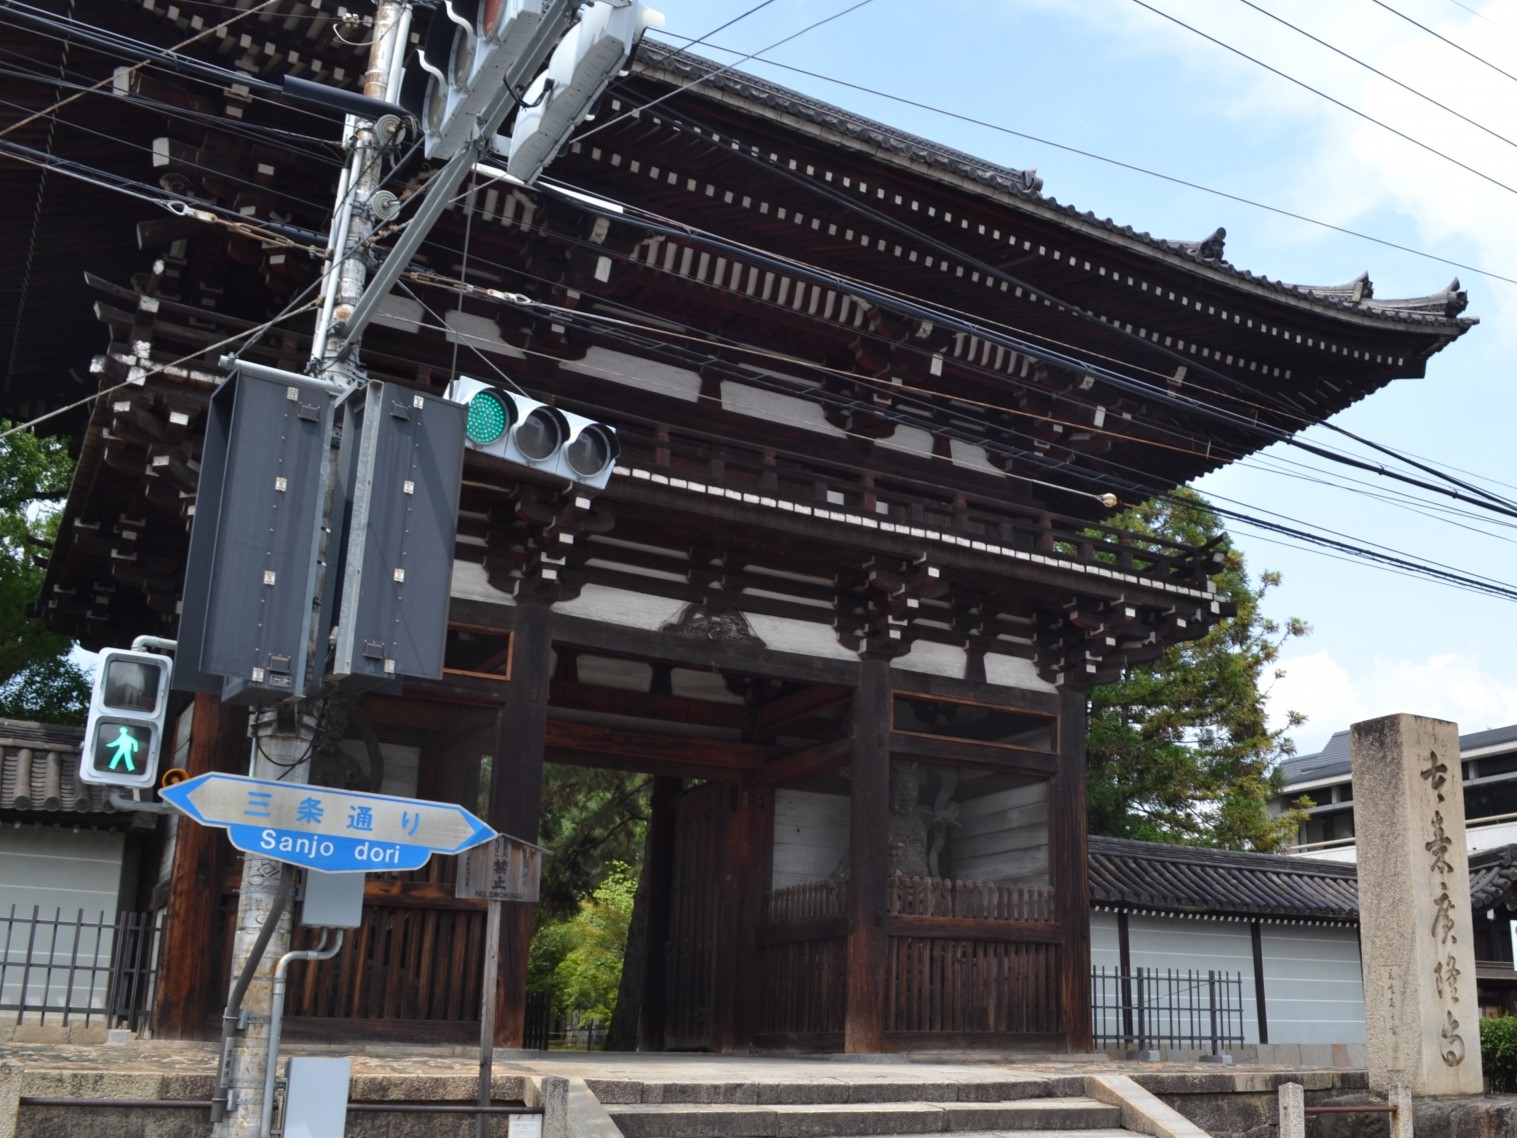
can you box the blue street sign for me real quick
[160,773,496,873]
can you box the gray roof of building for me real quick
[1279,721,1517,790]
[0,719,118,815]
[1088,835,1360,923]
[637,44,1475,331]
[1093,835,1517,922]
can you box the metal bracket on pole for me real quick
[331,0,579,358]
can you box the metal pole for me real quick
[1208,970,1220,1057]
[212,9,405,1133]
[476,898,502,1138]
[315,0,410,381]
[259,930,346,1138]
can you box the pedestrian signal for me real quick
[80,649,172,788]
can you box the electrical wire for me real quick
[574,0,880,145]
[408,166,1517,539]
[0,90,346,218]
[1127,0,1517,198]
[1370,0,1517,86]
[0,294,323,441]
[394,267,1517,604]
[529,176,1517,519]
[641,38,1517,291]
[0,0,282,140]
[0,0,357,130]
[1228,0,1517,152]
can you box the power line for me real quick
[527,167,1517,519]
[1127,0,1517,199]
[1370,0,1517,86]
[0,0,281,141]
[575,0,880,145]
[400,261,1517,604]
[1229,0,1517,152]
[640,39,1517,289]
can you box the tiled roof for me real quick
[0,719,117,815]
[1089,835,1359,923]
[1092,835,1517,924]
[638,44,1475,332]
[1470,845,1517,910]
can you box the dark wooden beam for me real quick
[549,679,748,730]
[888,734,1059,775]
[754,684,853,729]
[545,720,770,779]
[490,601,552,1048]
[637,776,681,1052]
[1054,686,1093,1052]
[152,694,243,1039]
[844,659,891,1052]
[762,737,851,785]
[550,612,862,685]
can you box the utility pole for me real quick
[209,6,408,1136]
[201,1,663,1130]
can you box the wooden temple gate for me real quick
[16,0,1474,1059]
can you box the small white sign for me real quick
[456,834,545,903]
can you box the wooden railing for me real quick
[888,873,1056,922]
[763,878,846,925]
[885,937,1061,1036]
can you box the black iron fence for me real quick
[1091,966,1245,1055]
[524,987,553,1050]
[0,906,162,1030]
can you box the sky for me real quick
[625,0,1517,756]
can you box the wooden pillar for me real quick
[844,658,890,1052]
[713,772,766,1052]
[152,694,243,1039]
[637,776,681,1052]
[490,601,553,1047]
[1055,686,1092,1052]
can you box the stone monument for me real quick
[1351,713,1482,1095]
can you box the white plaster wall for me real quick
[0,827,124,920]
[1119,915,1261,1044]
[0,827,126,1012]
[948,781,1049,885]
[771,788,849,889]
[721,381,848,436]
[1259,924,1365,1044]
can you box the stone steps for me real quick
[606,1094,1126,1137]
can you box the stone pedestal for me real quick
[1351,713,1482,1096]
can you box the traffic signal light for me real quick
[446,376,620,489]
[404,0,546,161]
[80,649,172,788]
[504,0,664,185]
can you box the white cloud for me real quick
[1269,647,1517,754]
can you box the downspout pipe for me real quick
[259,929,346,1138]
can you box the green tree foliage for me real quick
[1481,1015,1517,1092]
[1085,490,1310,851]
[0,427,89,724]
[530,861,637,1024]
[536,766,649,922]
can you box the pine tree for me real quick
[1085,490,1310,851]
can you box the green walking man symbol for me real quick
[105,725,141,771]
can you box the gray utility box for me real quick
[282,1056,350,1138]
[176,364,337,703]
[325,380,465,689]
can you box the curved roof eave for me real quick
[635,45,1475,344]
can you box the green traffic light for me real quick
[465,390,511,445]
[91,719,152,777]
